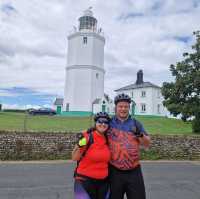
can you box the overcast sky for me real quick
[0,0,200,109]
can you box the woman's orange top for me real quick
[76,130,111,179]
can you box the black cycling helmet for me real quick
[94,112,110,123]
[114,93,131,105]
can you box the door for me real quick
[102,104,106,112]
[56,106,62,114]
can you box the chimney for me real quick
[136,70,143,84]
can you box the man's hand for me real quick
[132,126,143,138]
[134,131,144,138]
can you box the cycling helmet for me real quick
[114,93,131,105]
[94,112,110,123]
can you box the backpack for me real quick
[132,117,142,136]
[74,128,94,177]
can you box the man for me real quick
[107,93,151,199]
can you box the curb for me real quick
[0,160,73,164]
[0,160,199,164]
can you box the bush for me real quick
[192,117,200,134]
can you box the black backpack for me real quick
[74,128,94,177]
[132,118,141,136]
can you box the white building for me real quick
[115,70,169,116]
[54,8,113,116]
[54,9,168,117]
[93,94,114,114]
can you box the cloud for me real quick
[0,87,56,107]
[1,2,17,15]
[0,89,18,97]
[0,0,200,106]
[2,103,41,110]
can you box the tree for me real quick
[162,31,200,133]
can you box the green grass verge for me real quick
[135,115,192,135]
[0,112,193,134]
[0,112,92,132]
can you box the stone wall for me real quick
[147,135,200,160]
[0,132,200,160]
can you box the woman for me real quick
[72,112,111,199]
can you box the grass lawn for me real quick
[135,115,192,135]
[0,111,193,134]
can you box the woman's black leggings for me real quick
[74,176,110,199]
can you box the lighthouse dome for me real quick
[79,7,97,32]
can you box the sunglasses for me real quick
[96,119,109,125]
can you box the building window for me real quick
[157,90,161,98]
[66,103,69,111]
[83,36,87,44]
[141,104,146,112]
[96,73,99,79]
[131,91,134,98]
[157,104,161,114]
[141,91,146,97]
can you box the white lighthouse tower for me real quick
[63,8,105,114]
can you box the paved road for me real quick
[0,161,200,199]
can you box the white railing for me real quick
[68,27,104,36]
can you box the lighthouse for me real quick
[63,8,105,114]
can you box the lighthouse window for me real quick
[96,73,99,79]
[83,37,87,44]
[141,103,146,112]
